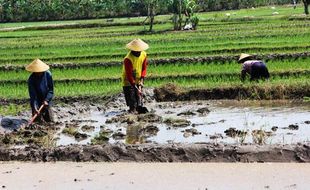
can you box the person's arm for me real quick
[124,58,135,86]
[241,69,246,81]
[140,57,148,85]
[28,77,39,112]
[45,71,54,104]
[240,63,247,81]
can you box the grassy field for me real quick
[0,5,309,111]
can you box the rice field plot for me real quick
[0,5,309,104]
[0,6,309,66]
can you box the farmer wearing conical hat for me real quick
[122,39,149,113]
[238,53,270,81]
[26,59,54,123]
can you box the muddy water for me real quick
[56,100,310,146]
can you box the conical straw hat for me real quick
[26,59,50,72]
[238,53,252,63]
[126,39,149,51]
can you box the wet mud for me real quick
[0,87,310,162]
[0,143,310,162]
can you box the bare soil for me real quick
[1,163,309,190]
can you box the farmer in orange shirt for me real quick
[121,39,149,113]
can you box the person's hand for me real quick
[139,78,144,87]
[43,101,49,106]
[35,107,40,114]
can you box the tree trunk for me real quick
[149,15,154,32]
[178,0,182,30]
[149,3,155,32]
[303,0,309,14]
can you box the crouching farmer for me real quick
[26,59,54,123]
[238,53,270,81]
[122,39,149,113]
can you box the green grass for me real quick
[0,74,308,100]
[0,104,29,116]
[0,58,309,82]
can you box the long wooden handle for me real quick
[135,85,142,95]
[28,104,45,126]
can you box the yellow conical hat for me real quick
[126,39,149,51]
[238,53,252,63]
[26,59,50,72]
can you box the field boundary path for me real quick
[0,162,309,190]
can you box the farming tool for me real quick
[135,85,149,114]
[27,104,45,127]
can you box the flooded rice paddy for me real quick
[56,100,310,146]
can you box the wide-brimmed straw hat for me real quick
[126,38,149,51]
[238,53,253,63]
[26,59,50,72]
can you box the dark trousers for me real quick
[250,63,270,81]
[123,86,141,110]
[32,106,54,123]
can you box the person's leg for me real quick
[31,107,43,123]
[123,86,137,112]
[42,106,54,123]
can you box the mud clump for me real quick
[224,128,247,138]
[289,125,299,130]
[182,128,201,138]
[288,124,299,130]
[154,83,185,102]
[137,113,162,123]
[106,114,135,125]
[164,118,191,128]
[62,127,88,141]
[74,133,88,141]
[209,133,224,140]
[196,107,210,115]
[139,125,159,136]
[112,132,126,140]
[81,125,95,133]
[91,131,110,145]
[177,111,196,116]
[305,121,310,124]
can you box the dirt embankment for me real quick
[154,83,310,101]
[0,143,310,162]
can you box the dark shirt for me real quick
[28,71,54,110]
[241,60,267,81]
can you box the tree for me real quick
[302,0,310,14]
[170,0,198,30]
[143,0,171,32]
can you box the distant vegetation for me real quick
[0,0,299,22]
